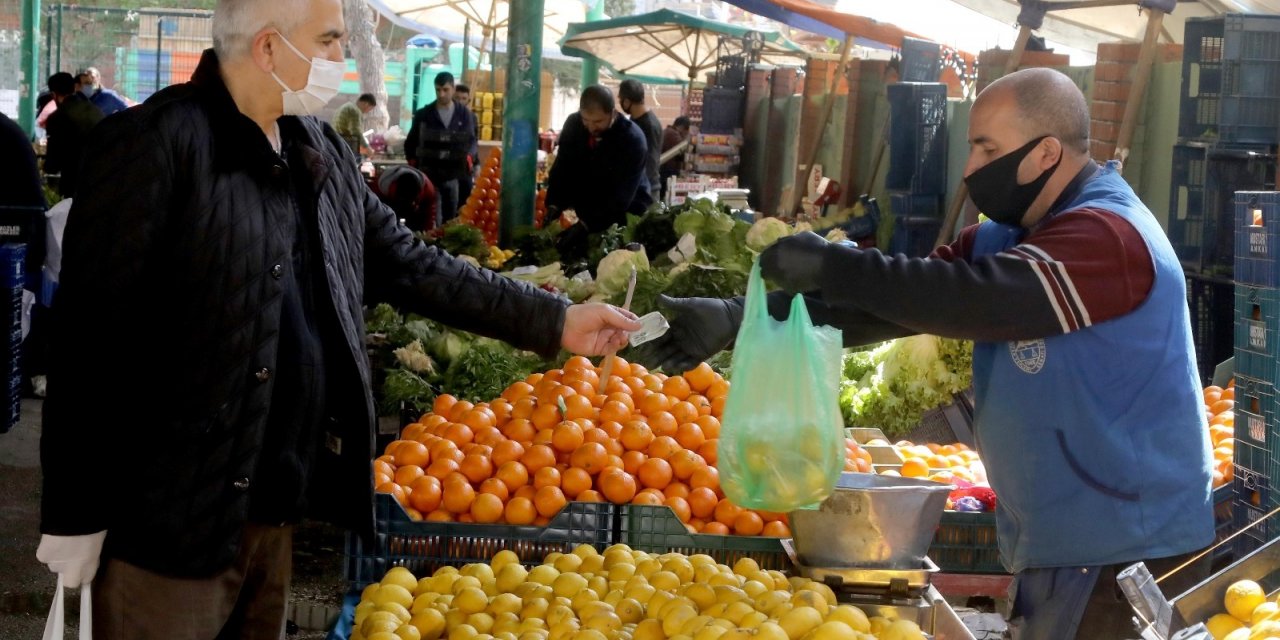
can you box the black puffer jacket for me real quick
[40,50,569,577]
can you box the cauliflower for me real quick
[745,217,794,253]
[393,339,436,374]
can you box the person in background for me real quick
[545,84,651,244]
[34,1,640,638]
[43,72,103,198]
[635,68,1213,639]
[618,79,661,203]
[659,115,691,203]
[0,112,46,210]
[377,164,439,233]
[77,67,130,117]
[0,113,50,398]
[333,92,376,154]
[404,71,477,226]
[452,83,477,208]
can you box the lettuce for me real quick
[597,249,650,297]
[838,336,974,438]
[745,217,794,253]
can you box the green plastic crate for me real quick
[343,494,615,588]
[928,510,1007,574]
[617,504,791,571]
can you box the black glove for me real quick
[759,231,830,295]
[555,221,590,264]
[631,295,743,374]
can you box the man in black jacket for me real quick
[34,0,639,637]
[404,71,478,226]
[42,72,103,198]
[545,85,652,233]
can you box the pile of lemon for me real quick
[349,544,926,640]
[1204,580,1280,639]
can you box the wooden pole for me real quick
[1113,9,1165,171]
[787,36,853,218]
[933,25,1032,247]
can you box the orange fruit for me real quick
[564,355,593,372]
[394,465,425,485]
[561,466,593,499]
[597,420,623,439]
[570,442,609,474]
[478,477,510,501]
[688,487,718,519]
[599,401,632,423]
[401,423,428,442]
[442,422,475,446]
[433,394,458,418]
[711,395,727,418]
[460,408,495,431]
[697,439,719,466]
[509,397,537,421]
[562,394,595,421]
[682,363,717,393]
[621,450,647,475]
[664,496,692,523]
[1210,399,1235,415]
[531,404,561,431]
[495,460,530,491]
[606,392,636,412]
[690,467,720,493]
[663,481,691,499]
[620,421,655,451]
[426,509,454,522]
[663,376,692,401]
[674,423,706,450]
[551,421,586,453]
[762,521,791,537]
[633,489,665,506]
[447,400,475,423]
[648,412,678,438]
[442,482,476,514]
[502,381,535,402]
[471,493,505,523]
[638,393,671,416]
[504,496,537,525]
[600,468,638,504]
[647,436,681,460]
[702,521,730,535]
[521,444,557,473]
[714,499,743,526]
[534,465,562,489]
[694,415,721,439]
[733,510,765,536]
[900,458,929,478]
[669,401,699,426]
[534,485,567,518]
[393,440,431,467]
[669,449,705,481]
[638,457,674,489]
[459,454,494,484]
[376,481,409,508]
[427,458,461,480]
[501,418,536,443]
[577,489,604,502]
[491,440,526,467]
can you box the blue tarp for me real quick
[718,0,844,40]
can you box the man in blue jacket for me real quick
[77,67,130,117]
[637,68,1214,639]
[405,71,477,226]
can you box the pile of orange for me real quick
[534,188,547,229]
[458,149,502,245]
[882,441,983,485]
[1206,380,1236,489]
[372,357,879,537]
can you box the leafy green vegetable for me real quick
[745,218,794,253]
[586,224,629,271]
[837,336,974,437]
[510,224,563,267]
[429,329,473,366]
[628,205,679,257]
[439,223,489,261]
[380,369,437,417]
[442,339,547,402]
[597,249,650,296]
[612,268,671,318]
[366,303,403,335]
[664,264,749,301]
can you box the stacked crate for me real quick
[472,92,504,142]
[1232,192,1280,555]
[884,82,947,257]
[0,244,22,434]
[1171,15,1280,383]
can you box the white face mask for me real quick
[270,31,345,116]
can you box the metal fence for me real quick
[41,4,212,104]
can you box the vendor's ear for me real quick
[1036,137,1063,170]
[249,28,279,73]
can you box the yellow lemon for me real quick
[1226,581,1268,622]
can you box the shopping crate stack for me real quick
[1170,14,1280,383]
[1232,191,1280,556]
[885,82,947,257]
[0,244,22,434]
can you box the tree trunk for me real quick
[343,0,390,131]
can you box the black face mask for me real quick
[964,136,1062,227]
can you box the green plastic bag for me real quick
[719,262,846,513]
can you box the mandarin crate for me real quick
[1236,439,1273,481]
[1235,192,1280,287]
[1233,499,1270,553]
[616,504,790,571]
[1234,285,1280,380]
[1234,464,1272,510]
[1168,144,1275,277]
[885,82,948,195]
[1178,14,1280,144]
[1232,375,1277,450]
[343,493,615,589]
[928,511,1005,574]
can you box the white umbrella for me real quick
[368,0,588,56]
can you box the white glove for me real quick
[36,532,107,588]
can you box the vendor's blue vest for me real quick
[971,162,1214,572]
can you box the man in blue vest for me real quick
[635,68,1214,638]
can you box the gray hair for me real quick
[982,68,1090,154]
[213,0,310,60]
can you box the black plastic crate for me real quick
[889,192,942,218]
[899,37,941,83]
[1167,144,1275,277]
[715,54,746,89]
[1179,17,1225,141]
[888,215,942,258]
[1235,464,1272,511]
[1234,498,1270,547]
[1220,60,1280,144]
[700,87,744,135]
[885,83,947,195]
[1187,274,1235,385]
[343,493,615,589]
[1234,285,1280,382]
[1178,14,1280,144]
[929,510,1006,574]
[1236,192,1280,287]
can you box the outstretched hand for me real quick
[561,303,641,355]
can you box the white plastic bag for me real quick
[42,574,92,640]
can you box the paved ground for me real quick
[0,399,348,639]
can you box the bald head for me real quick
[978,68,1089,154]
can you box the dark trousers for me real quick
[433,178,459,228]
[92,524,292,640]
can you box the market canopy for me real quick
[367,0,587,56]
[558,9,809,85]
